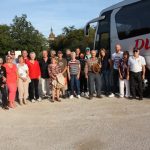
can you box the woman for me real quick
[26,52,41,102]
[48,57,62,102]
[118,51,130,98]
[17,55,30,105]
[3,55,18,108]
[99,48,111,96]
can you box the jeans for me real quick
[29,79,39,100]
[88,72,101,96]
[70,75,80,95]
[0,85,8,107]
[112,69,119,94]
[130,71,143,98]
[101,70,111,94]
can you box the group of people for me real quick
[0,44,146,110]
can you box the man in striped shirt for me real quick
[68,52,81,99]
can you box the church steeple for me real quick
[49,27,55,41]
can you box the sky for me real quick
[0,0,122,37]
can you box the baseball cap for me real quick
[85,47,90,51]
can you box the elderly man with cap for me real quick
[128,48,146,100]
[0,58,9,110]
[85,49,102,100]
[57,50,68,98]
[85,47,91,60]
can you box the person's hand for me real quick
[126,75,129,80]
[68,76,71,81]
[142,74,145,80]
[119,75,123,80]
[77,74,80,80]
[23,78,27,82]
[1,84,4,88]
[85,74,88,79]
[2,76,6,82]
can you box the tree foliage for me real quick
[0,14,48,55]
[52,26,95,52]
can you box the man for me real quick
[68,52,81,99]
[128,48,146,100]
[85,47,91,60]
[75,48,81,60]
[22,50,29,63]
[85,50,102,100]
[109,44,123,97]
[39,50,51,99]
[57,51,68,98]
[0,58,9,110]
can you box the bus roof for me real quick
[100,0,141,15]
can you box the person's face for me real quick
[7,57,13,63]
[133,50,140,57]
[19,57,24,63]
[0,59,3,66]
[10,53,15,59]
[76,48,80,55]
[51,58,56,64]
[30,54,36,60]
[66,50,71,56]
[86,50,90,55]
[80,54,84,59]
[58,53,63,58]
[42,51,48,58]
[100,50,105,57]
[115,45,121,53]
[22,51,28,58]
[91,50,96,57]
[123,54,128,60]
[71,53,76,59]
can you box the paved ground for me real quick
[0,97,150,150]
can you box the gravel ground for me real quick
[0,97,150,150]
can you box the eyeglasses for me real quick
[133,50,138,53]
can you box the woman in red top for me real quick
[26,52,41,102]
[3,55,18,108]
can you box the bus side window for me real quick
[95,11,112,56]
[115,0,150,40]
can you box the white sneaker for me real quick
[108,93,115,98]
[81,92,85,97]
[120,95,124,98]
[37,98,42,102]
[77,95,81,99]
[69,95,74,99]
[31,99,36,103]
[84,92,89,97]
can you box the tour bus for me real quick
[84,0,150,95]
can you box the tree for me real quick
[52,26,95,52]
[10,14,48,54]
[0,25,14,55]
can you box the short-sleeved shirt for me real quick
[17,63,29,78]
[128,56,146,73]
[112,51,123,70]
[58,58,67,77]
[68,60,80,75]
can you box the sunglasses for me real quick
[10,53,15,55]
[133,50,138,53]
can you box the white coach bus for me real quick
[84,0,150,71]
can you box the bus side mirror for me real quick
[84,24,90,36]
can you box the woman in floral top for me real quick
[48,57,61,102]
[118,51,130,98]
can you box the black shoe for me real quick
[2,106,9,110]
[129,96,136,100]
[89,95,93,100]
[139,97,143,101]
[97,95,103,98]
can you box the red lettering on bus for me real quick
[135,38,150,50]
